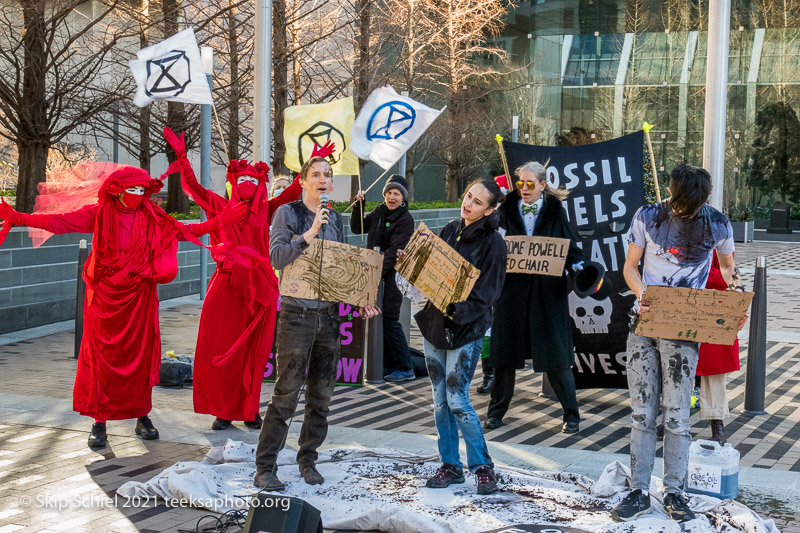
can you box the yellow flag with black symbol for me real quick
[283,97,360,175]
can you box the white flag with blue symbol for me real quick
[350,86,444,170]
[129,28,212,108]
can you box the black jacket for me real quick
[489,190,585,371]
[350,201,415,319]
[415,213,507,350]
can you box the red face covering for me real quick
[121,192,145,209]
[238,180,258,201]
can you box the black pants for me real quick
[255,303,341,473]
[383,318,412,372]
[487,367,580,423]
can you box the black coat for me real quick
[415,214,507,350]
[489,190,584,371]
[350,201,415,319]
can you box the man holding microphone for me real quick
[254,156,380,491]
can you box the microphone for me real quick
[319,193,330,237]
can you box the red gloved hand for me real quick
[163,127,187,158]
[311,140,336,160]
[0,198,21,225]
[220,201,247,224]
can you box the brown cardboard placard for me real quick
[395,221,480,313]
[280,239,383,308]
[504,235,570,276]
[634,286,753,345]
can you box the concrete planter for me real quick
[731,221,754,243]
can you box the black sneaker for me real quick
[135,416,159,440]
[243,413,262,429]
[610,489,652,521]
[664,492,696,522]
[425,463,465,488]
[475,465,498,495]
[88,422,106,448]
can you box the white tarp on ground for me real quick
[117,440,779,533]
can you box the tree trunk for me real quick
[353,0,372,202]
[272,0,289,173]
[16,0,49,213]
[15,139,48,213]
[162,0,189,214]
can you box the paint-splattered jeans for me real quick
[255,303,341,474]
[424,338,493,472]
[626,329,699,493]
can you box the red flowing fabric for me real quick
[30,164,207,420]
[697,251,741,376]
[174,158,301,421]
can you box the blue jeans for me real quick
[424,338,493,472]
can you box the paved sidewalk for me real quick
[1,241,799,532]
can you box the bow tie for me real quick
[522,204,538,216]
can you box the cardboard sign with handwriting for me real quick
[395,221,480,313]
[280,239,383,308]
[634,286,753,345]
[504,236,569,276]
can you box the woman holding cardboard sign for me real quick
[411,179,507,495]
[484,161,585,434]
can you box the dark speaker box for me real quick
[243,494,323,533]
[767,203,793,234]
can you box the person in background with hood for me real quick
[0,163,244,447]
[351,175,415,382]
[162,128,335,430]
[411,179,507,495]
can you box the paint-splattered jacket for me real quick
[415,213,507,350]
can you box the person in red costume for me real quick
[697,250,742,445]
[0,163,245,448]
[162,127,336,430]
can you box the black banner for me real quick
[503,131,645,389]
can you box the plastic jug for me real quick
[686,439,739,500]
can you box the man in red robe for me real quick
[0,163,244,447]
[162,128,335,430]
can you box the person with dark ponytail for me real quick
[351,175,415,382]
[411,179,507,495]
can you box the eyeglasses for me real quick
[515,180,537,190]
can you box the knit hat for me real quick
[382,174,409,201]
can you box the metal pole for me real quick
[744,256,767,415]
[366,282,385,383]
[74,240,89,359]
[703,0,731,211]
[200,48,214,299]
[253,0,272,166]
[399,91,408,178]
[512,115,519,143]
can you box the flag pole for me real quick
[345,167,391,212]
[211,102,230,165]
[359,172,365,243]
[495,134,511,182]
[643,122,661,203]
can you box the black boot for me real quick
[476,358,494,394]
[135,416,159,440]
[88,422,107,448]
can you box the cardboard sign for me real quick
[504,235,569,276]
[280,239,383,308]
[265,303,365,386]
[395,221,480,313]
[634,286,753,345]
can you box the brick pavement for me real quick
[1,241,799,532]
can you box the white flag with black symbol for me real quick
[350,86,444,170]
[129,28,212,108]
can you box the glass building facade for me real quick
[497,0,800,209]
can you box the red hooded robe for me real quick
[173,158,301,421]
[2,165,214,419]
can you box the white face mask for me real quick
[237,176,259,186]
[125,186,146,195]
[272,187,286,196]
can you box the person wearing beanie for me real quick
[351,175,416,382]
